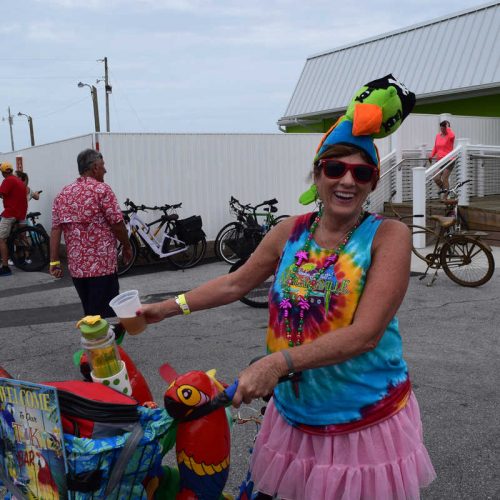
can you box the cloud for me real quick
[26,21,76,42]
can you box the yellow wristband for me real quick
[50,261,61,266]
[174,294,190,315]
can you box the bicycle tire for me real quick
[217,223,246,264]
[410,225,441,266]
[117,237,139,276]
[440,236,495,287]
[167,237,207,269]
[35,223,49,237]
[229,257,271,308]
[8,226,49,272]
[272,215,290,226]
[214,222,242,260]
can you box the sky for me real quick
[0,0,488,152]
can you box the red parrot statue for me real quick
[162,369,231,500]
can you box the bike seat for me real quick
[430,215,455,228]
[439,199,458,206]
[27,212,41,218]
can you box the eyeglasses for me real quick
[318,159,378,184]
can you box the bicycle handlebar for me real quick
[167,361,302,422]
[124,199,182,213]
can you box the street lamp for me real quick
[77,81,100,132]
[17,112,35,146]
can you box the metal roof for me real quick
[279,1,500,125]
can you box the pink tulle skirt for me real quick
[249,393,436,500]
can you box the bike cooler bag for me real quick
[42,381,173,499]
[175,215,205,244]
[44,380,140,439]
[64,406,172,499]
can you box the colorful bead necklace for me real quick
[280,207,364,347]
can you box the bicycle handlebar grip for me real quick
[224,380,239,401]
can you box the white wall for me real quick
[1,114,499,239]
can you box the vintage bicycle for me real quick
[216,196,289,265]
[7,211,50,272]
[117,199,207,276]
[389,187,495,287]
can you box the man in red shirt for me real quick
[0,162,28,276]
[429,120,456,195]
[49,149,132,317]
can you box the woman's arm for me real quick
[138,216,299,323]
[232,218,412,405]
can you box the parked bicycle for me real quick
[117,199,207,276]
[7,212,50,272]
[389,188,494,287]
[436,179,470,232]
[215,196,289,264]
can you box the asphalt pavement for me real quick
[1,251,499,499]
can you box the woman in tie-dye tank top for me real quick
[140,87,436,500]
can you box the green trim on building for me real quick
[283,93,500,133]
[414,94,500,117]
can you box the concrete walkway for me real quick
[0,256,499,499]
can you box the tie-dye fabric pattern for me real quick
[268,212,408,426]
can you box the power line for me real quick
[109,70,145,130]
[35,97,88,119]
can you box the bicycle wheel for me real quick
[229,257,272,308]
[167,237,207,269]
[8,226,49,272]
[214,222,240,260]
[411,225,441,265]
[440,236,495,287]
[117,237,138,276]
[272,215,290,226]
[217,223,246,264]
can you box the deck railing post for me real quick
[413,166,426,249]
[457,138,470,206]
[392,129,403,203]
[477,148,485,198]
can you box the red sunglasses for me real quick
[318,159,378,184]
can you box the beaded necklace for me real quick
[280,207,364,347]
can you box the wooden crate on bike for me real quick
[175,215,205,244]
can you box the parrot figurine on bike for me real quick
[300,73,416,205]
[159,367,233,500]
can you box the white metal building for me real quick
[279,1,500,129]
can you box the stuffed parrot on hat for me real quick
[299,74,415,205]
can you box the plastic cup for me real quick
[109,290,146,335]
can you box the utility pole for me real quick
[18,112,35,146]
[78,82,100,133]
[91,85,101,133]
[98,56,112,132]
[6,107,14,151]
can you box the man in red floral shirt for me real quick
[49,149,132,318]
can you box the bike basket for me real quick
[64,406,172,499]
[175,215,205,244]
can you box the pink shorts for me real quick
[250,393,436,500]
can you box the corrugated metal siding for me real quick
[281,2,500,122]
[99,133,322,239]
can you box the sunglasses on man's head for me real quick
[318,159,378,184]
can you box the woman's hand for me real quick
[137,302,170,324]
[232,353,284,407]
